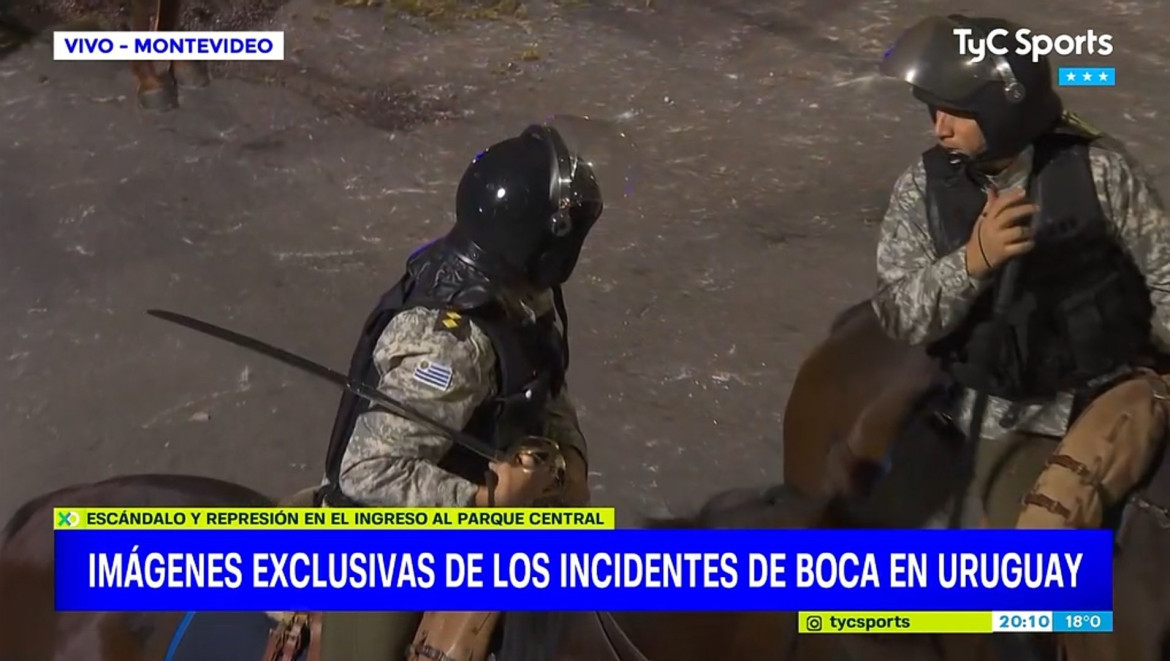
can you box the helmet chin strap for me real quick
[948,144,1012,176]
[945,149,992,176]
[945,149,973,168]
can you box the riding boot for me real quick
[1016,372,1169,529]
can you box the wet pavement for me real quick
[2,0,1168,525]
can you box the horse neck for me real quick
[613,610,793,659]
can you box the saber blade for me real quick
[145,309,505,464]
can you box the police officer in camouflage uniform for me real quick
[310,122,601,661]
[873,15,1170,530]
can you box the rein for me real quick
[596,612,652,661]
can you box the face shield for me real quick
[524,114,642,287]
[879,15,1026,109]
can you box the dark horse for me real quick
[128,0,212,110]
[7,0,209,107]
[33,0,209,109]
[783,298,1170,661]
[1,473,1022,661]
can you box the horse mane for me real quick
[2,474,275,546]
[827,298,874,335]
[1,489,58,545]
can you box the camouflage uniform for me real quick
[305,117,613,661]
[871,142,1170,528]
[334,289,587,508]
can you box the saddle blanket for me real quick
[165,611,309,661]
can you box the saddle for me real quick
[832,366,1170,536]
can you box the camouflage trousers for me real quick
[271,489,420,661]
[1015,370,1170,529]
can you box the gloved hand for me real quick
[476,453,558,507]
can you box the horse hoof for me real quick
[172,62,211,89]
[137,84,179,112]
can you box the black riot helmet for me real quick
[446,123,604,291]
[879,15,1064,163]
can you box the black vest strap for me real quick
[553,285,570,371]
[923,149,988,257]
[321,285,407,500]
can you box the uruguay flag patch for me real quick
[412,359,454,392]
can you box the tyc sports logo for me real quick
[953,27,1116,88]
[953,27,1113,63]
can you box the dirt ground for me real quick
[1,0,1168,526]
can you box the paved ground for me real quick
[2,0,1169,526]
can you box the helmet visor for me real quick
[879,16,1011,105]
[538,114,641,229]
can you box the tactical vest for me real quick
[922,124,1154,403]
[317,243,569,507]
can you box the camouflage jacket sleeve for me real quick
[871,160,992,345]
[1091,144,1170,348]
[543,384,587,463]
[337,307,497,508]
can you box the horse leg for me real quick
[156,0,211,89]
[129,0,178,111]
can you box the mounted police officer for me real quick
[318,122,599,513]
[306,120,616,661]
[872,14,1170,531]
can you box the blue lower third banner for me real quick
[54,530,1112,611]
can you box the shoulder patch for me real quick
[433,310,471,341]
[1060,110,1105,140]
[412,359,454,392]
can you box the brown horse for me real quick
[0,473,1020,661]
[782,298,1170,661]
[127,0,210,110]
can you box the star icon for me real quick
[1099,71,1110,81]
[1082,72,1092,81]
[1066,72,1076,82]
